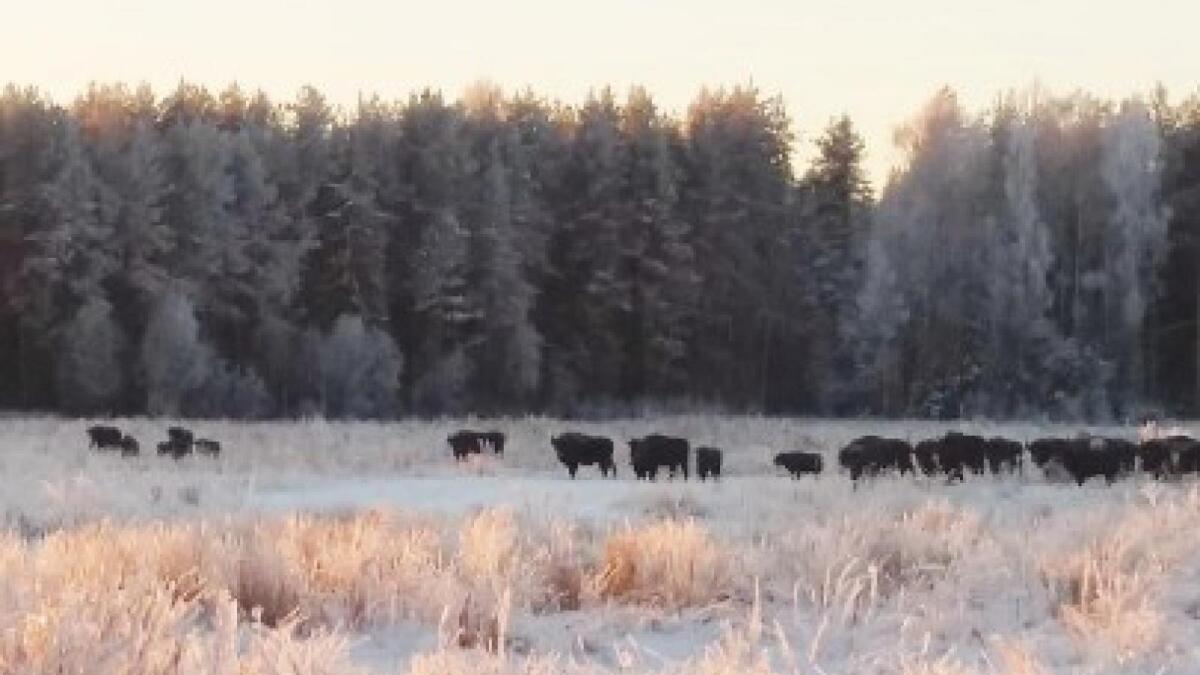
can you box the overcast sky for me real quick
[4,0,1198,187]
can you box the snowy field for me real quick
[4,416,1200,674]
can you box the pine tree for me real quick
[317,314,402,418]
[390,91,475,413]
[618,88,696,400]
[801,115,872,412]
[682,85,794,409]
[540,89,628,408]
[56,297,126,414]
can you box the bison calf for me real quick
[195,438,221,457]
[696,447,723,480]
[552,433,615,478]
[119,435,139,457]
[774,452,823,478]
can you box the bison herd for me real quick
[87,425,221,460]
[449,428,1200,486]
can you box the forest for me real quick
[0,81,1198,421]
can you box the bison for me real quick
[934,433,987,480]
[629,434,689,480]
[87,425,124,450]
[158,440,191,460]
[448,431,483,461]
[838,436,913,480]
[984,437,1024,475]
[167,427,194,450]
[696,447,723,480]
[552,433,615,478]
[448,430,506,461]
[913,439,942,476]
[1137,437,1179,478]
[119,435,139,457]
[1030,436,1127,486]
[1028,438,1075,469]
[774,451,823,478]
[195,438,221,457]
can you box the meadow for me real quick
[2,416,1199,674]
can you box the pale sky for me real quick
[3,0,1198,187]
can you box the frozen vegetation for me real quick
[4,416,1200,673]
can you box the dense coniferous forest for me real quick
[1,81,1199,420]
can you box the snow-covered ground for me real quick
[3,415,1200,674]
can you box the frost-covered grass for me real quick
[4,416,1200,674]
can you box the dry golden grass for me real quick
[596,519,730,608]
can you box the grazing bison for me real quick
[934,433,987,480]
[119,435,139,457]
[1030,436,1127,486]
[167,427,194,450]
[913,439,942,476]
[448,431,483,461]
[1090,437,1137,475]
[552,433,615,478]
[1058,444,1122,486]
[448,430,506,461]
[629,434,689,480]
[774,451,823,478]
[194,438,221,457]
[1137,437,1179,478]
[696,447,723,480]
[838,436,913,480]
[158,440,191,460]
[87,425,124,450]
[1028,438,1075,469]
[984,437,1024,475]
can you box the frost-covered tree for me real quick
[410,208,475,412]
[108,121,172,321]
[857,89,993,416]
[140,292,212,416]
[390,92,476,413]
[681,85,794,409]
[458,92,544,411]
[317,314,402,418]
[618,88,697,400]
[800,115,873,412]
[541,89,629,405]
[301,100,393,331]
[55,297,126,414]
[158,120,233,299]
[1100,101,1168,408]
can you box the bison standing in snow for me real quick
[448,430,506,461]
[194,438,221,457]
[774,451,823,478]
[838,436,913,480]
[87,425,124,451]
[696,447,723,480]
[629,434,689,480]
[552,433,615,478]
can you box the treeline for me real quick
[0,81,1198,420]
[859,88,1200,420]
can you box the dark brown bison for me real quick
[552,433,615,478]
